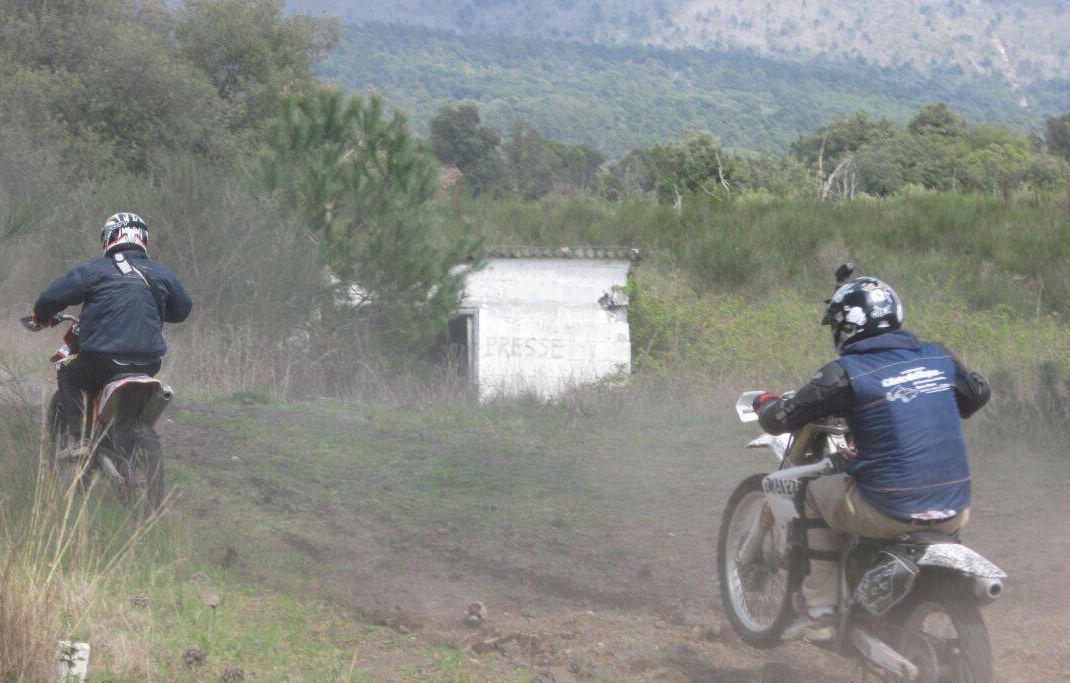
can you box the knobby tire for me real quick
[119,423,165,515]
[717,473,799,648]
[890,576,993,683]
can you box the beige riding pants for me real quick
[802,473,969,609]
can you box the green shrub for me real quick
[446,192,1070,316]
[628,269,1070,401]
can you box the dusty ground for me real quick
[159,397,1070,682]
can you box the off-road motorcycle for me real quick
[22,313,171,512]
[717,389,1006,681]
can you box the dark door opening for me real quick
[445,313,475,379]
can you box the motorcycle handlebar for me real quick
[20,313,78,332]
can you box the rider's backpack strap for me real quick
[113,253,166,321]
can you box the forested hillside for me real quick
[292,0,1070,85]
[320,23,1066,157]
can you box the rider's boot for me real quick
[55,378,90,462]
[782,606,837,642]
[57,437,90,463]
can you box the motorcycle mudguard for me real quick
[916,543,1007,579]
[97,376,174,427]
[747,433,791,462]
[853,548,919,616]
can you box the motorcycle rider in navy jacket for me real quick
[752,275,990,642]
[33,213,192,455]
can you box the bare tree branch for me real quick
[821,156,854,201]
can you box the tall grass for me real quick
[0,403,162,682]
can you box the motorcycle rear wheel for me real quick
[114,423,165,515]
[891,578,993,683]
[717,474,798,647]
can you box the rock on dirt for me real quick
[462,600,488,627]
[182,645,207,669]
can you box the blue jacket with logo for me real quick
[34,249,192,361]
[836,332,971,520]
[757,329,989,521]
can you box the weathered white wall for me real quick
[462,258,632,400]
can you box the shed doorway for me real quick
[446,312,476,379]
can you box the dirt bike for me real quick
[21,313,172,513]
[717,390,1006,681]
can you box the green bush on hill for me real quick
[443,192,1070,315]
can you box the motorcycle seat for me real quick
[110,372,155,381]
[852,530,960,549]
[901,530,960,546]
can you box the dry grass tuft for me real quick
[0,409,165,681]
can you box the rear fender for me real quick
[96,376,174,427]
[916,543,1007,579]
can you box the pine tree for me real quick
[259,87,482,354]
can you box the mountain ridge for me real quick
[291,0,1070,94]
[318,22,1065,157]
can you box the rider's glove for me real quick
[752,392,781,414]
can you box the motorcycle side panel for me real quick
[853,549,919,616]
[917,543,1007,579]
[762,460,831,498]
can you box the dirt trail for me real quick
[162,400,1070,682]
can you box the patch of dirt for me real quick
[160,399,1070,682]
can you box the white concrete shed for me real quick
[449,247,639,400]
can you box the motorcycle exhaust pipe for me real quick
[972,576,1003,604]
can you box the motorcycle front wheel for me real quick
[890,578,993,683]
[717,473,798,647]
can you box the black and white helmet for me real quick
[822,276,904,351]
[101,212,149,256]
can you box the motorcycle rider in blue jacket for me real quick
[752,275,990,641]
[33,212,192,456]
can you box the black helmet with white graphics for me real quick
[100,212,149,257]
[822,274,904,351]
